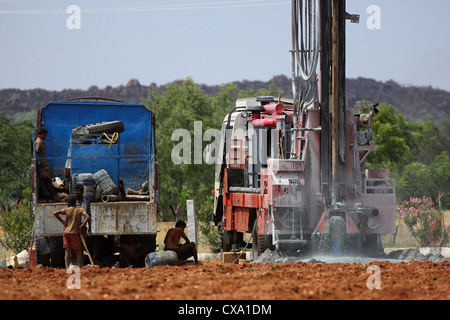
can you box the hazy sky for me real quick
[1,0,449,92]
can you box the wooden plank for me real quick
[222,251,241,264]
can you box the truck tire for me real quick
[252,230,274,260]
[50,237,65,268]
[221,227,233,252]
[246,105,265,113]
[362,234,384,257]
[86,121,124,134]
[35,238,51,267]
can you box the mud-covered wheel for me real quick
[86,121,124,134]
[362,234,384,257]
[220,224,233,252]
[252,229,274,260]
[50,237,65,268]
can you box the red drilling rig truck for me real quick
[210,0,396,259]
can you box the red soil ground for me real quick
[0,260,448,300]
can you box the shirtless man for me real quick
[164,220,198,265]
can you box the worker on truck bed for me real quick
[74,183,91,237]
[54,194,90,268]
[74,183,99,264]
[164,220,199,265]
[35,127,60,202]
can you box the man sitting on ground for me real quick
[164,220,198,265]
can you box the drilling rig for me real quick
[211,0,396,259]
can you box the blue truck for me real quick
[32,97,158,267]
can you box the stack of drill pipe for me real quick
[124,195,149,201]
[100,194,149,202]
[101,195,122,203]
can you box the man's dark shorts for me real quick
[167,242,195,261]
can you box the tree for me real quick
[0,113,33,209]
[142,78,220,221]
[13,111,35,123]
[396,162,431,202]
[197,194,221,253]
[396,152,450,209]
[366,103,413,169]
[0,195,34,253]
[142,78,285,223]
[428,151,450,208]
[411,119,450,165]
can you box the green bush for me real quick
[197,195,221,253]
[397,196,449,247]
[0,197,34,254]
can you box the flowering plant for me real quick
[397,196,449,247]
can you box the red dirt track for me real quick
[0,260,449,300]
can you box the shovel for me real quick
[78,230,95,266]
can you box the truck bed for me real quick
[34,201,157,237]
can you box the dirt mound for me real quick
[253,248,448,264]
[1,259,449,300]
[386,248,447,262]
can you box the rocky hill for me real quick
[1,75,449,122]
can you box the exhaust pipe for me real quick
[354,204,380,230]
[367,208,380,229]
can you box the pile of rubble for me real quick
[385,248,448,262]
[252,247,449,264]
